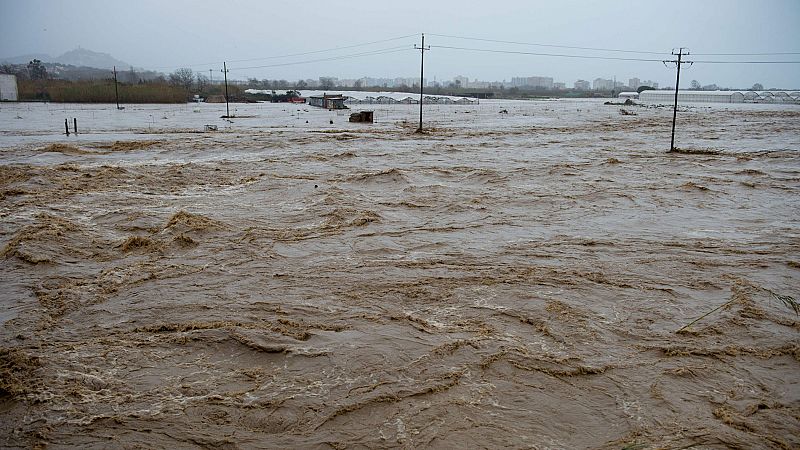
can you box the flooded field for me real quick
[1,99,799,448]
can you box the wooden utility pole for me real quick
[221,62,230,118]
[113,65,120,110]
[612,75,616,98]
[414,34,430,133]
[664,48,692,151]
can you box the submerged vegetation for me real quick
[19,79,186,103]
[16,78,244,104]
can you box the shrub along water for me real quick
[18,79,189,103]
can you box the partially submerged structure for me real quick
[308,94,348,109]
[205,95,227,103]
[639,90,800,104]
[618,91,639,100]
[343,93,477,105]
[244,89,477,105]
[349,111,374,123]
[0,74,18,101]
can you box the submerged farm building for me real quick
[308,94,348,109]
[0,74,18,101]
[639,90,800,104]
[244,89,477,106]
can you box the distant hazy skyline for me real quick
[2,0,799,88]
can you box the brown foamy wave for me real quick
[92,140,162,151]
[343,168,408,184]
[323,208,381,228]
[164,211,225,232]
[0,348,40,397]
[118,236,161,253]
[1,214,96,264]
[1,103,798,449]
[679,181,711,191]
[668,147,722,155]
[462,168,508,184]
[266,207,381,242]
[40,143,102,155]
[0,165,37,187]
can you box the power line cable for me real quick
[692,59,800,64]
[426,33,670,55]
[428,32,800,58]
[693,51,800,56]
[230,46,414,72]
[227,34,417,64]
[149,34,417,70]
[429,44,800,64]
[428,45,664,62]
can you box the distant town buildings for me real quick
[444,75,505,89]
[592,78,614,90]
[348,77,427,88]
[642,80,659,89]
[629,78,659,89]
[511,76,554,89]
[574,79,591,90]
[286,73,660,92]
[453,75,469,87]
[291,76,430,89]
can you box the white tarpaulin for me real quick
[0,74,18,101]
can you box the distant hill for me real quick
[0,53,52,64]
[1,48,132,70]
[1,48,164,82]
[53,48,131,70]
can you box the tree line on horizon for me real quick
[1,61,778,103]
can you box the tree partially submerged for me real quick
[27,59,47,80]
[169,68,194,91]
[195,73,209,92]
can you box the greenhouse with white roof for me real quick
[244,89,477,105]
[638,90,800,104]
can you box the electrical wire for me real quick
[693,51,800,56]
[428,44,800,65]
[230,46,414,71]
[227,34,417,64]
[149,34,418,70]
[427,33,800,59]
[428,45,664,62]
[142,31,800,75]
[692,59,800,64]
[426,33,670,55]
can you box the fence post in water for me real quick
[65,118,70,136]
[73,118,78,134]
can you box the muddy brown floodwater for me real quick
[0,100,799,449]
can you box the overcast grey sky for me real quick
[2,0,799,88]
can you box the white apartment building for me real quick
[574,80,591,90]
[593,78,614,90]
[511,76,554,89]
